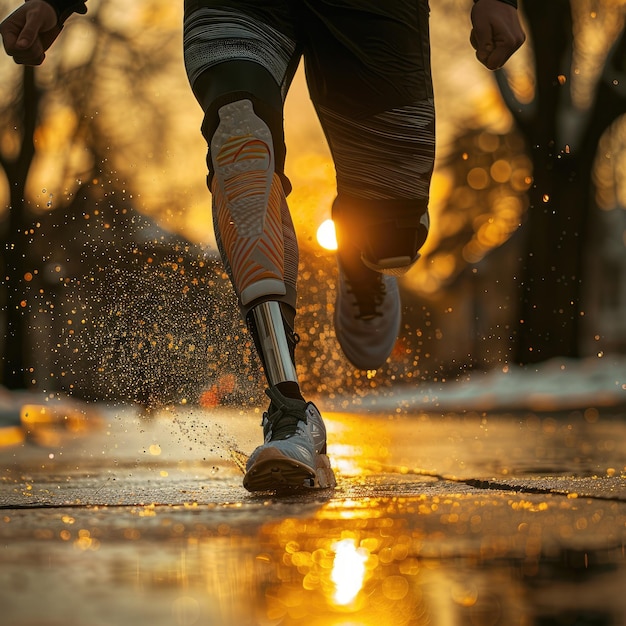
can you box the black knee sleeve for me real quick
[333,195,429,272]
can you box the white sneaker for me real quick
[243,386,335,492]
[334,264,401,370]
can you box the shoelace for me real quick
[345,273,387,320]
[263,397,308,442]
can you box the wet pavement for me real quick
[0,398,625,626]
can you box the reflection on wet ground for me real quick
[0,406,625,625]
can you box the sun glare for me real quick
[316,219,338,251]
[331,538,368,606]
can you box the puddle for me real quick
[0,407,625,625]
[1,492,624,626]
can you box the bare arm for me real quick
[470,0,526,70]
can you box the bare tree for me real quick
[498,0,626,362]
[0,0,183,388]
[0,65,40,387]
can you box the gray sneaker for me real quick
[243,386,336,492]
[334,264,401,371]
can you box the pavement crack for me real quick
[457,477,626,503]
[459,477,556,495]
[370,464,626,504]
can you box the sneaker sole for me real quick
[243,447,336,493]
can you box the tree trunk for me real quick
[515,152,591,362]
[2,67,39,389]
[503,0,626,363]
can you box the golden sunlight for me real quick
[331,538,368,606]
[316,219,338,250]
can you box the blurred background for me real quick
[1,0,625,409]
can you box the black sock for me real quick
[275,380,305,402]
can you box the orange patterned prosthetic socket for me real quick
[211,99,286,306]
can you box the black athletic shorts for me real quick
[184,0,435,212]
[184,0,433,117]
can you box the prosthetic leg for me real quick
[210,97,299,390]
[210,97,334,491]
[250,301,297,384]
[183,11,334,489]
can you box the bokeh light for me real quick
[316,219,338,251]
[331,538,368,605]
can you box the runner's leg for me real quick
[183,3,304,393]
[320,102,434,275]
[298,0,435,368]
[300,0,435,274]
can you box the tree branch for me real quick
[494,69,536,135]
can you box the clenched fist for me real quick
[1,1,61,65]
[470,0,526,70]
